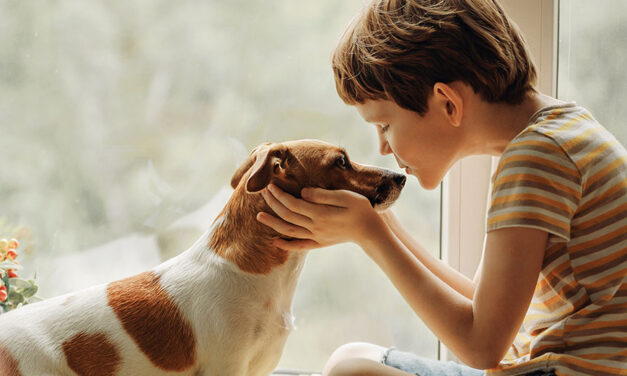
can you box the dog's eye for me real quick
[336,156,348,170]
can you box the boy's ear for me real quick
[433,82,463,127]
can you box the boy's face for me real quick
[355,98,464,190]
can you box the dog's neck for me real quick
[208,185,291,274]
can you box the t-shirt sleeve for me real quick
[487,131,582,242]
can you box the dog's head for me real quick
[230,139,406,211]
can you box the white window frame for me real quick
[439,0,558,361]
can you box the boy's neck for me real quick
[466,90,566,156]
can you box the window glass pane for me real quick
[557,0,627,145]
[0,0,440,370]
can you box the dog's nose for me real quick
[394,174,407,187]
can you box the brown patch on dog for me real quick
[210,205,228,227]
[62,332,120,376]
[107,271,196,371]
[0,343,22,376]
[209,195,288,274]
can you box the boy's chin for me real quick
[415,173,441,191]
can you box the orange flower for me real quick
[8,239,19,250]
[6,250,18,260]
[0,286,7,302]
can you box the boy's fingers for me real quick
[301,188,358,207]
[274,238,320,252]
[267,184,317,216]
[261,188,312,227]
[256,212,312,239]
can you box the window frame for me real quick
[439,0,558,361]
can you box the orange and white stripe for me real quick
[486,104,627,376]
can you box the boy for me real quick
[256,0,627,375]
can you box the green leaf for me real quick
[21,285,38,298]
[8,278,30,289]
[7,290,24,305]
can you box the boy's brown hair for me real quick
[332,0,537,115]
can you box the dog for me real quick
[0,139,406,376]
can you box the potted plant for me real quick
[0,238,40,314]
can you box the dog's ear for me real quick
[245,145,288,193]
[230,142,272,190]
[230,143,288,193]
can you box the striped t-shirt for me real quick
[485,104,627,376]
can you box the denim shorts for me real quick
[382,348,557,376]
[382,348,485,376]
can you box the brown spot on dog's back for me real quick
[0,343,22,376]
[107,271,196,371]
[62,332,120,376]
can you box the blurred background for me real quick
[557,0,627,144]
[0,0,625,371]
[0,0,440,370]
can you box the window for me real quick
[558,0,627,145]
[0,0,440,370]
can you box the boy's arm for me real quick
[380,211,477,300]
[258,184,546,369]
[362,223,547,370]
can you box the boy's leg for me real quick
[323,342,485,376]
[323,342,413,376]
[326,358,416,376]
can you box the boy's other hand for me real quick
[256,184,386,251]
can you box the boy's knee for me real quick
[323,342,386,376]
[325,358,382,376]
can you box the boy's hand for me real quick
[256,184,386,251]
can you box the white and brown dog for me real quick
[0,140,406,376]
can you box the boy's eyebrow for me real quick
[366,109,388,124]
[356,101,387,123]
[363,114,383,124]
